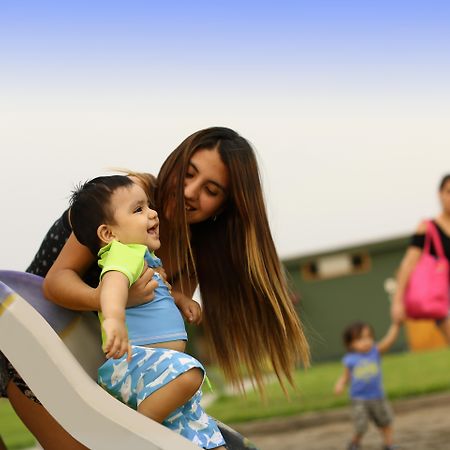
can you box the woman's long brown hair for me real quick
[156,127,310,394]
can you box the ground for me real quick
[234,392,450,450]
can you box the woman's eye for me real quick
[185,172,194,179]
[206,187,219,196]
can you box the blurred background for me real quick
[1,0,449,271]
[1,1,450,448]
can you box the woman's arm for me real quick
[43,233,158,311]
[43,233,99,310]
[391,222,426,322]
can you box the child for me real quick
[334,320,401,450]
[70,175,226,450]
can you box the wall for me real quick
[284,236,410,362]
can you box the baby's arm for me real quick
[377,322,401,354]
[334,367,350,395]
[100,271,132,361]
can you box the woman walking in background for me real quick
[391,174,450,340]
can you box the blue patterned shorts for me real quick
[98,346,225,449]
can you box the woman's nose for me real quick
[184,179,199,200]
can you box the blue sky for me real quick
[1,1,449,269]
[2,1,449,80]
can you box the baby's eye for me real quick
[134,206,143,213]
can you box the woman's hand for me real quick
[127,265,159,306]
[153,266,172,291]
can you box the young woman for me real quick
[4,127,310,449]
[391,174,450,341]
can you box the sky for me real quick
[1,0,449,271]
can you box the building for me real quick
[283,234,446,362]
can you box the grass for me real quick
[3,348,450,448]
[0,399,35,450]
[206,348,450,424]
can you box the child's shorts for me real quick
[98,345,225,449]
[351,398,393,435]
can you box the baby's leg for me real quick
[128,347,226,448]
[137,367,203,422]
[138,368,227,449]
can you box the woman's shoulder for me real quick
[26,208,73,276]
[433,216,450,239]
[414,220,429,235]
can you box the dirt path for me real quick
[234,392,450,450]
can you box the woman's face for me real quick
[183,148,229,224]
[439,179,450,214]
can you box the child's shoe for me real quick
[347,443,360,450]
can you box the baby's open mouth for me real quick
[147,223,159,234]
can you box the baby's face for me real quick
[350,326,374,353]
[108,183,160,251]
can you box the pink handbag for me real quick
[404,221,449,319]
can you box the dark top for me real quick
[410,220,450,261]
[26,209,100,287]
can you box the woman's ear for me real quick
[97,224,115,245]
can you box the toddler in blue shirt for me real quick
[334,320,401,450]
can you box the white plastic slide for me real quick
[0,270,198,450]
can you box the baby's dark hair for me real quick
[342,321,374,350]
[439,174,450,191]
[70,175,134,255]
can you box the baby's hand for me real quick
[333,378,347,396]
[102,318,132,362]
[179,298,202,325]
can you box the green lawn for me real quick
[0,399,35,450]
[3,348,450,449]
[206,348,450,424]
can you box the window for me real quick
[301,251,371,281]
